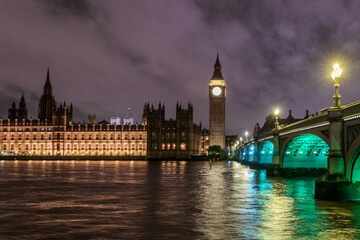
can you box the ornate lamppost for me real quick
[331,63,342,108]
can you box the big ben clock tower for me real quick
[209,53,226,149]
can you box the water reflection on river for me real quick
[0,160,359,239]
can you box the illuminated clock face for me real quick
[212,87,222,96]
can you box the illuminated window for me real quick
[167,143,171,150]
[162,143,165,150]
[173,143,176,150]
[180,143,186,150]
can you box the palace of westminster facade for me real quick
[0,55,226,159]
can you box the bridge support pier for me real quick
[314,108,360,201]
[315,174,360,201]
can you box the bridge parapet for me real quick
[277,113,328,135]
[343,100,360,117]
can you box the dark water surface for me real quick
[0,160,359,239]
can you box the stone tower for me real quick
[38,68,56,120]
[18,94,28,120]
[209,53,226,149]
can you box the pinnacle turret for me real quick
[211,52,224,80]
[44,68,53,96]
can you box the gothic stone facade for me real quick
[142,103,203,159]
[0,70,147,157]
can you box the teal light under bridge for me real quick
[248,144,255,162]
[283,134,329,169]
[259,141,273,164]
[352,153,360,182]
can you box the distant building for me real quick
[110,115,121,125]
[201,129,210,154]
[225,135,238,156]
[123,116,134,125]
[253,110,310,139]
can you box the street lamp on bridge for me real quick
[331,63,342,108]
[274,108,280,130]
[245,131,249,141]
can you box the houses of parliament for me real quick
[0,55,226,159]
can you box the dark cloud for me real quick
[1,0,360,135]
[42,0,95,19]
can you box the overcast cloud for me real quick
[1,0,360,135]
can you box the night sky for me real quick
[1,0,360,135]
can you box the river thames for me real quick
[0,160,359,239]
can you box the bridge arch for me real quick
[346,135,360,182]
[259,141,274,164]
[282,134,329,168]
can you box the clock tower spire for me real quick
[209,52,226,149]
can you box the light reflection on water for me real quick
[0,160,359,239]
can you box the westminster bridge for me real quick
[238,99,360,201]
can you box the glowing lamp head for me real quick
[240,137,243,141]
[331,63,342,80]
[274,108,280,116]
[245,131,249,137]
